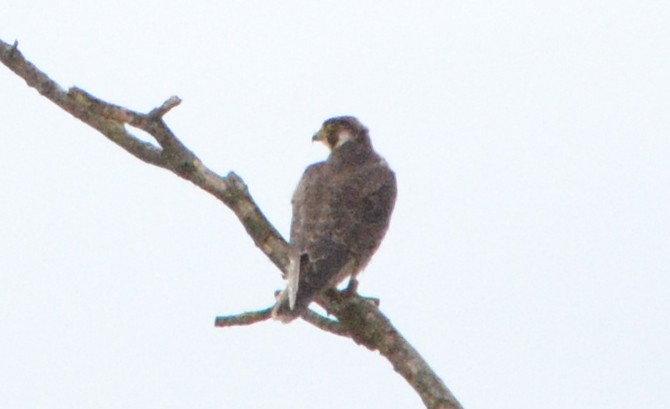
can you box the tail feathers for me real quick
[271,288,311,324]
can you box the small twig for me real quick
[9,40,18,56]
[149,96,182,117]
[302,309,349,336]
[214,307,273,327]
[215,305,349,337]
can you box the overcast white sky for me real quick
[1,2,669,408]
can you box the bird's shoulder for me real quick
[291,161,328,204]
[343,155,396,198]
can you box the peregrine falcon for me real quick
[272,116,397,323]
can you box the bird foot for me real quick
[343,278,359,296]
[342,278,380,307]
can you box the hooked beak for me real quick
[312,128,325,143]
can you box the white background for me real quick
[1,2,669,408]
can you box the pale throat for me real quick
[334,130,354,148]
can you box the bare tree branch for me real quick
[214,307,274,327]
[0,39,463,409]
[301,309,350,337]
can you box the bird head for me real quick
[312,116,369,151]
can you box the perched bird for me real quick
[272,116,397,323]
